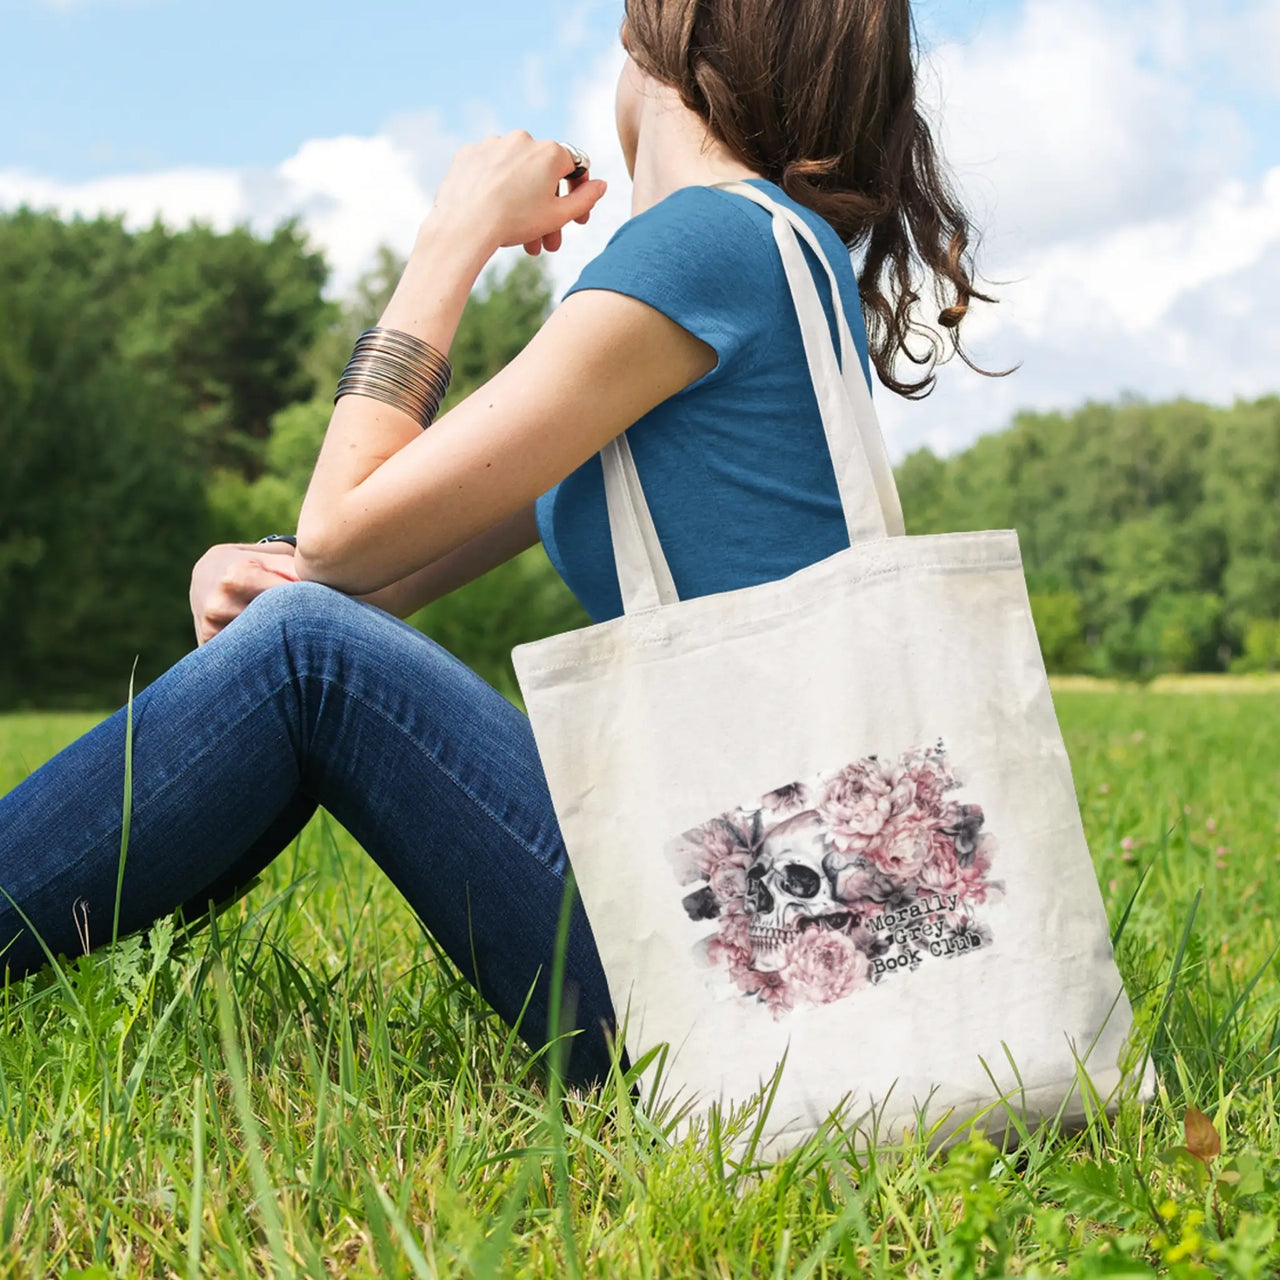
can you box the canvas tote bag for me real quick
[513,182,1154,1155]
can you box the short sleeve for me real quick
[564,185,776,385]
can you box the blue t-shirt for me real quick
[535,177,873,622]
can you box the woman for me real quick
[0,0,990,1086]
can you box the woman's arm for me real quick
[355,502,539,617]
[294,133,716,596]
[189,505,538,645]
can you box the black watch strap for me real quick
[256,534,298,547]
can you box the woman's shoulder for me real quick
[564,185,788,379]
[571,183,779,299]
[563,180,864,385]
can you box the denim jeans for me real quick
[0,581,616,1085]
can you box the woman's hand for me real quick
[190,543,299,646]
[426,131,608,258]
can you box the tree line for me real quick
[1,209,1275,709]
[897,395,1280,677]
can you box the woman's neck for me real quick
[629,83,764,217]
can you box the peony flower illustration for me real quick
[917,837,1000,905]
[672,809,758,883]
[709,858,749,905]
[865,814,935,882]
[706,909,752,968]
[741,966,796,1015]
[674,739,998,1016]
[894,743,961,815]
[785,929,871,1006]
[761,781,813,818]
[818,759,894,855]
[936,801,985,866]
[827,856,899,914]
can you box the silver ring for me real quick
[562,142,590,180]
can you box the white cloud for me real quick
[0,164,244,229]
[918,0,1248,260]
[539,43,631,296]
[0,44,618,297]
[1183,0,1280,96]
[0,114,462,294]
[2,0,1275,463]
[873,0,1280,457]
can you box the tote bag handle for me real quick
[602,181,906,616]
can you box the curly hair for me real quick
[624,0,1004,398]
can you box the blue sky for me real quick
[0,0,1032,182]
[2,0,1278,456]
[1,0,616,178]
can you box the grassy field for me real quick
[1,685,1277,1278]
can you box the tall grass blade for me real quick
[1145,888,1202,1083]
[213,969,322,1279]
[1111,864,1150,948]
[187,1073,206,1280]
[544,872,584,1280]
[111,656,139,953]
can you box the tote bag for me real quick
[513,182,1154,1156]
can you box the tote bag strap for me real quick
[601,181,906,616]
[718,181,906,541]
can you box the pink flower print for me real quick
[885,771,918,819]
[865,814,934,882]
[668,834,711,886]
[711,908,751,952]
[706,911,753,976]
[893,744,959,814]
[761,781,813,818]
[819,760,894,855]
[683,811,754,880]
[785,929,871,1006]
[910,771,949,815]
[934,801,986,866]
[742,967,796,1015]
[709,858,749,907]
[827,857,898,913]
[917,837,998,906]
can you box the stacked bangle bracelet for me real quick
[335,327,453,429]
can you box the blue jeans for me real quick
[0,582,616,1085]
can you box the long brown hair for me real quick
[624,0,1001,398]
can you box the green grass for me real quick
[1,689,1278,1278]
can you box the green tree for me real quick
[1232,618,1280,673]
[889,396,1274,677]
[1203,397,1280,642]
[121,219,332,476]
[0,209,331,707]
[1027,591,1087,673]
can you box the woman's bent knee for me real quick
[241,579,349,628]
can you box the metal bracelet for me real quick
[335,327,454,429]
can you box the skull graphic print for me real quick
[666,742,1004,1016]
[743,813,851,971]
